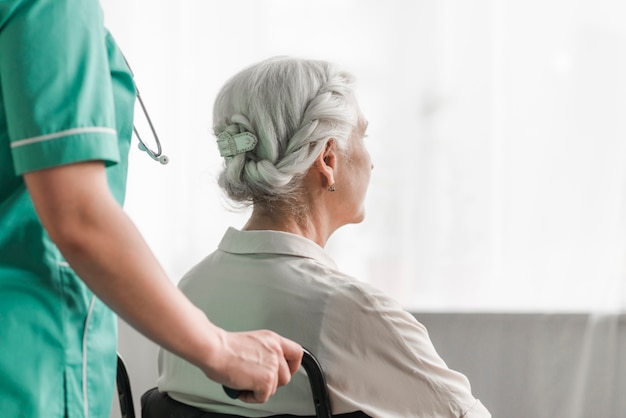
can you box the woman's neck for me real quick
[243,205,333,247]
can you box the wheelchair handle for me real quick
[223,347,332,418]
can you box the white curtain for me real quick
[102,0,626,313]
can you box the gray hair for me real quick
[213,56,359,207]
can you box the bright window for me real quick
[102,0,626,312]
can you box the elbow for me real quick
[45,218,93,259]
[40,200,114,261]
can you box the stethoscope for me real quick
[122,54,169,165]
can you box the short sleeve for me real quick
[0,0,120,175]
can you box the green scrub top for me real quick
[0,0,135,416]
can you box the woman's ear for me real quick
[314,139,336,188]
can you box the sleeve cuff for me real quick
[11,128,120,175]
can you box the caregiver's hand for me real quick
[206,329,303,403]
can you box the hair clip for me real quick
[216,131,258,157]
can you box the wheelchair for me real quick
[116,349,369,418]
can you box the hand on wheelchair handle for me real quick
[222,348,311,401]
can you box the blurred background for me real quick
[102,1,626,417]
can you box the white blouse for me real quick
[158,228,491,418]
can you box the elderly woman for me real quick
[157,57,491,418]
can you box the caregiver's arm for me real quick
[24,160,302,404]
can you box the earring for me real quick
[328,184,336,192]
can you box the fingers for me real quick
[275,352,292,390]
[211,330,303,404]
[249,362,278,404]
[281,337,304,377]
[245,334,297,403]
[239,389,269,404]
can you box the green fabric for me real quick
[0,0,136,416]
